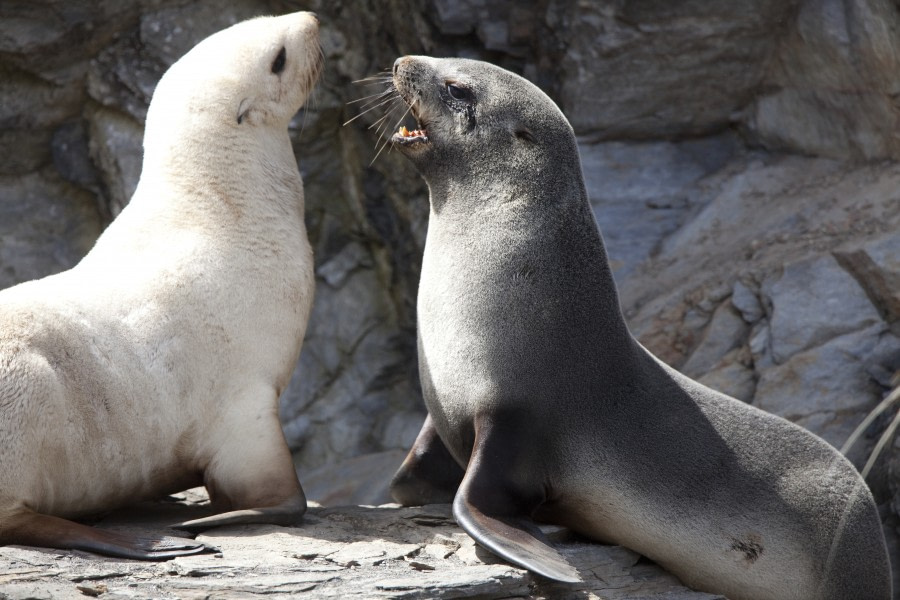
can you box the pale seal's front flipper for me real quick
[452,417,580,583]
[173,397,307,532]
[390,413,465,505]
[5,510,215,560]
[173,500,305,532]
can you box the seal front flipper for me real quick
[173,496,306,532]
[390,413,465,505]
[173,402,307,533]
[3,510,213,560]
[452,419,581,583]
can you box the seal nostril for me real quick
[393,56,409,76]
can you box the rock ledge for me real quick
[0,493,721,600]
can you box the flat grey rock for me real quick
[762,254,882,364]
[0,493,723,600]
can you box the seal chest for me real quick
[0,11,322,559]
[380,56,892,600]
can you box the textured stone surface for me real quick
[0,493,723,600]
[302,450,406,507]
[0,170,103,289]
[762,254,883,364]
[681,302,749,378]
[746,0,900,160]
[834,233,900,324]
[580,134,739,281]
[755,324,900,450]
[554,0,798,139]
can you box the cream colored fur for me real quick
[0,12,320,535]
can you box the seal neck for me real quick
[139,120,304,227]
[423,176,635,351]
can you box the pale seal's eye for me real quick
[272,47,286,74]
[446,83,473,102]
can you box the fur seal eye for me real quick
[272,47,287,74]
[446,83,473,103]
[515,128,536,143]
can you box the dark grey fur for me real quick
[387,55,891,600]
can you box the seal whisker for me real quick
[342,93,399,126]
[297,53,324,138]
[367,112,391,131]
[370,98,403,142]
[370,137,393,165]
[369,100,413,165]
[347,89,395,105]
[352,72,392,85]
[388,101,414,136]
[371,112,398,146]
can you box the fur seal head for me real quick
[389,56,581,198]
[143,13,323,171]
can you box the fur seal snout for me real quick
[0,12,321,559]
[382,55,892,600]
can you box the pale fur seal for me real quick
[0,12,322,559]
[382,56,892,600]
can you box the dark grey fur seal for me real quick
[382,55,892,600]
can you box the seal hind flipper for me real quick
[451,418,581,583]
[4,510,213,560]
[390,413,465,505]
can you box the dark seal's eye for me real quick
[272,47,286,74]
[516,128,536,143]
[446,83,473,103]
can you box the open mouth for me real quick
[390,99,429,147]
[392,124,428,146]
[386,76,429,149]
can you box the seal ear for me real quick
[237,98,251,124]
[271,46,287,74]
[452,417,581,583]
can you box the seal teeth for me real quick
[398,125,427,138]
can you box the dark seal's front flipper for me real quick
[390,413,465,505]
[3,510,214,560]
[452,419,581,583]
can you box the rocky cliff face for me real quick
[2,0,899,588]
